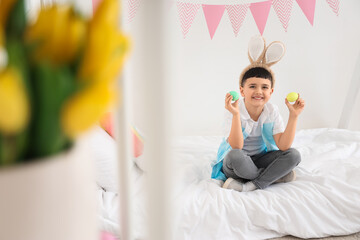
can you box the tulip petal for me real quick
[0,68,29,134]
[61,82,117,138]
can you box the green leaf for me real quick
[27,62,76,158]
[0,135,16,166]
[5,0,26,40]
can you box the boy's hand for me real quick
[285,93,305,117]
[225,93,240,116]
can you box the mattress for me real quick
[96,128,360,239]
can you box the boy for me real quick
[211,36,305,192]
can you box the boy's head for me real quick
[240,67,273,88]
[239,71,274,107]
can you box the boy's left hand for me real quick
[285,93,305,117]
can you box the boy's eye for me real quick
[249,86,255,88]
[262,86,269,89]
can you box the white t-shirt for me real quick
[223,98,285,156]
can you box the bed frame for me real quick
[117,1,172,240]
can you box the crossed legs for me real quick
[222,148,301,190]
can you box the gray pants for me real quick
[222,148,301,189]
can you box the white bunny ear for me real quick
[264,41,285,66]
[248,35,266,63]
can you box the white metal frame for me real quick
[118,1,172,240]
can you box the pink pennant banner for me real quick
[127,0,142,23]
[124,0,341,39]
[202,5,226,39]
[296,0,316,25]
[176,2,201,39]
[272,0,293,32]
[326,0,339,16]
[249,0,272,35]
[225,4,250,37]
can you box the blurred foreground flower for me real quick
[62,81,117,138]
[25,5,86,65]
[78,0,129,83]
[0,0,129,165]
[0,68,29,134]
[63,0,129,137]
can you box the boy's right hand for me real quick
[225,93,240,116]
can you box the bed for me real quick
[92,127,360,239]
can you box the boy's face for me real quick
[240,77,274,107]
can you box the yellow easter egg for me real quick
[286,92,298,102]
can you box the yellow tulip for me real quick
[97,33,129,83]
[25,5,86,65]
[92,0,119,29]
[0,68,29,134]
[65,0,129,138]
[61,81,118,138]
[78,0,129,83]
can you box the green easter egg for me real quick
[286,92,299,102]
[229,91,239,101]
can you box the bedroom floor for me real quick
[273,232,360,240]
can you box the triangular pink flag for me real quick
[225,4,250,37]
[176,2,201,39]
[202,5,226,39]
[296,0,316,25]
[92,0,102,13]
[127,0,142,23]
[249,0,272,35]
[272,0,293,32]
[326,0,340,16]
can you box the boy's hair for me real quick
[240,67,273,88]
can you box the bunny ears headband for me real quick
[239,35,286,87]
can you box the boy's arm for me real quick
[274,95,305,151]
[228,113,244,149]
[273,115,298,151]
[225,93,244,149]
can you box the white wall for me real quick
[165,0,360,135]
[127,0,360,136]
[26,0,360,136]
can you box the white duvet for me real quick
[96,128,360,239]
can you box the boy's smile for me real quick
[252,95,264,101]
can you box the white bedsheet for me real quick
[97,128,360,239]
